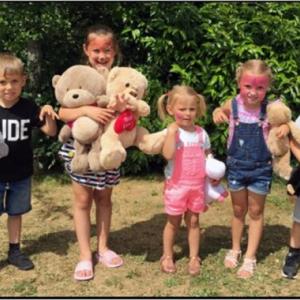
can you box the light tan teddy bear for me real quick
[99,66,166,170]
[52,65,108,173]
[267,100,300,180]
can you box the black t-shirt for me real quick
[0,97,44,181]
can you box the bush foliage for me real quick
[0,2,299,174]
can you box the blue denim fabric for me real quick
[0,177,32,216]
[226,98,272,195]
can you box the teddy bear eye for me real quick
[125,83,130,87]
[79,86,82,89]
[66,88,69,92]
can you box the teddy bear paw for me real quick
[71,155,89,173]
[100,148,126,170]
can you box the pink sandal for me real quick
[237,258,256,279]
[224,250,241,269]
[74,260,94,281]
[97,250,123,268]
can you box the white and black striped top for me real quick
[58,138,120,190]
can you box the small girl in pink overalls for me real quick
[157,85,217,276]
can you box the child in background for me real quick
[213,59,289,279]
[157,85,214,276]
[58,24,124,281]
[282,117,300,279]
[0,53,58,270]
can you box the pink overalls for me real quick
[164,126,206,215]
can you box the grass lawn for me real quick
[0,174,299,297]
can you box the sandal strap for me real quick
[240,258,256,272]
[225,250,241,262]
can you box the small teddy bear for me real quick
[266,101,300,180]
[52,65,107,173]
[205,155,228,205]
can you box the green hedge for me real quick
[0,2,299,174]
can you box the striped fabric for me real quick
[58,138,120,190]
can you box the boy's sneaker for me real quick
[7,250,34,271]
[282,251,300,279]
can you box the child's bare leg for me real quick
[244,191,266,259]
[161,214,181,273]
[290,222,300,248]
[7,215,21,243]
[231,189,248,251]
[185,211,201,275]
[94,188,112,253]
[184,211,200,258]
[72,181,93,262]
[224,189,247,268]
[237,191,265,279]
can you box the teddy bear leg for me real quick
[100,140,126,170]
[135,127,166,155]
[273,152,293,180]
[88,135,103,171]
[58,125,72,143]
[71,140,89,173]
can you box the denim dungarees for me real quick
[226,98,273,195]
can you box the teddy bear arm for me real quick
[135,127,166,155]
[206,180,228,203]
[273,150,292,180]
[58,125,72,143]
[135,100,150,117]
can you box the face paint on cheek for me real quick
[174,112,184,121]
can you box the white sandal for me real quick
[224,250,242,269]
[237,258,256,279]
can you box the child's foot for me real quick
[224,249,241,269]
[237,257,256,279]
[160,255,176,274]
[74,260,94,281]
[282,250,300,279]
[188,256,201,276]
[97,249,123,268]
[7,250,34,270]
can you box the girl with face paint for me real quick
[212,59,289,279]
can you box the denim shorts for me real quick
[293,197,300,223]
[227,157,272,195]
[0,177,32,216]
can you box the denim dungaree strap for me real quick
[228,97,272,167]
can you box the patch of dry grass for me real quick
[0,174,298,297]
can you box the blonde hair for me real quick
[0,53,25,76]
[157,85,206,120]
[236,59,273,83]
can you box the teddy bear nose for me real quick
[72,94,79,99]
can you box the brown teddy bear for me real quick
[98,66,166,170]
[267,101,300,180]
[52,65,107,173]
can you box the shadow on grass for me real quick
[0,214,290,270]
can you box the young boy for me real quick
[282,116,300,279]
[0,53,58,270]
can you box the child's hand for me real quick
[39,105,59,121]
[208,178,221,186]
[85,106,115,125]
[276,124,290,139]
[167,122,179,135]
[213,108,229,124]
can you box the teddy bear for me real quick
[266,100,300,180]
[98,66,166,170]
[52,65,107,173]
[205,155,228,205]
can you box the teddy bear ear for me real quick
[108,67,120,82]
[52,75,61,88]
